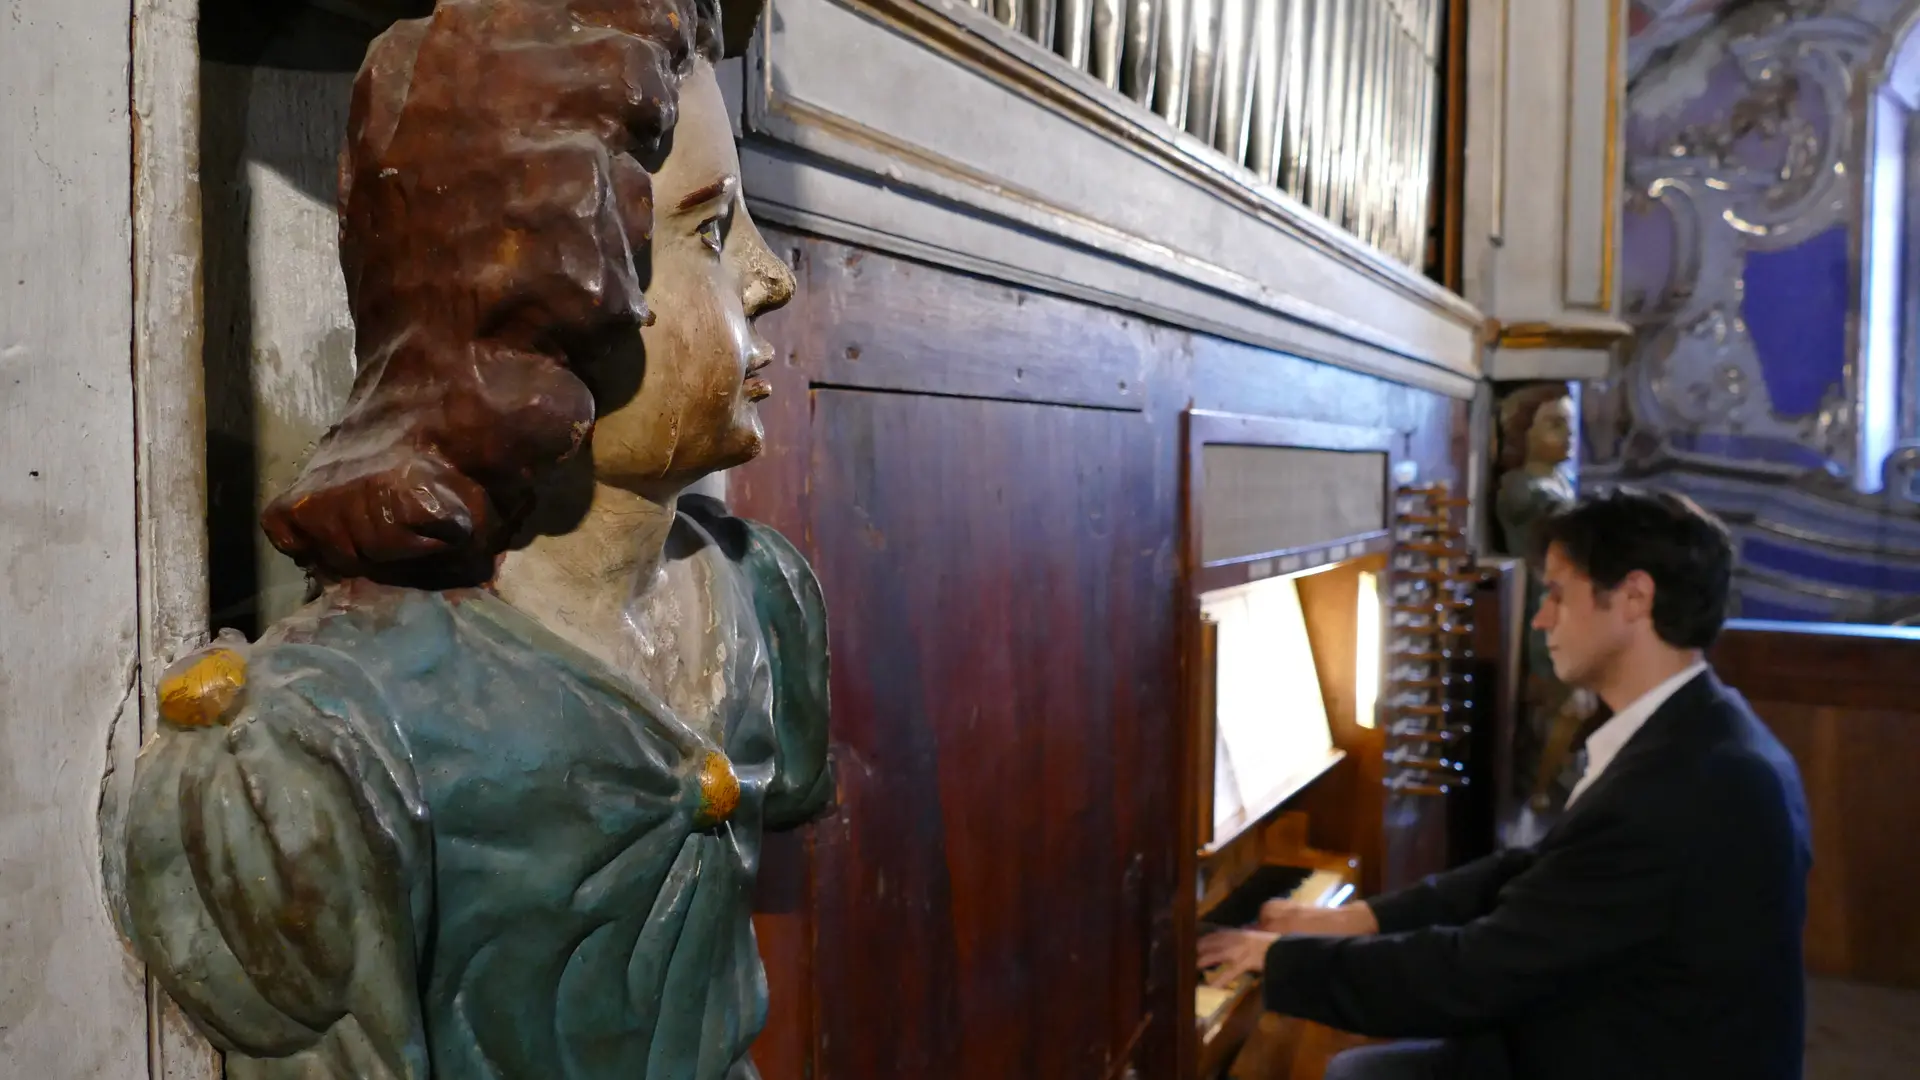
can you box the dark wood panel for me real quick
[1462,563,1523,867]
[731,227,1476,1079]
[1380,793,1453,894]
[1437,0,1470,292]
[737,234,823,1080]
[803,388,1180,1079]
[750,832,817,1080]
[1713,623,1920,989]
[1189,334,1458,447]
[799,236,1151,411]
[1715,622,1920,711]
[1753,702,1920,988]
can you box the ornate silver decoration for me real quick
[1612,6,1881,481]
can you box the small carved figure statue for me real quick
[1494,383,1595,823]
[119,2,831,1077]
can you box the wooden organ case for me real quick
[1179,412,1517,1078]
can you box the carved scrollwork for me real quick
[1617,4,1884,477]
[1881,439,1920,506]
[1708,14,1875,248]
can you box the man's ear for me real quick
[1620,568,1657,619]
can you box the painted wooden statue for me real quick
[119,2,832,1077]
[1494,383,1594,826]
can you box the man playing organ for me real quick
[1199,489,1811,1080]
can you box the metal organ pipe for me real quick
[1054,0,1087,70]
[1183,0,1224,144]
[980,0,1446,270]
[1383,0,1407,257]
[1316,0,1349,221]
[1334,0,1367,230]
[1212,0,1260,162]
[1280,0,1309,194]
[1356,0,1386,244]
[1154,0,1191,128]
[1028,0,1059,56]
[1119,0,1163,105]
[1246,0,1283,180]
[1090,0,1125,88]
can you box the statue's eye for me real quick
[698,218,723,254]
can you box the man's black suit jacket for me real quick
[1264,670,1812,1079]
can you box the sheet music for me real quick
[1203,575,1336,839]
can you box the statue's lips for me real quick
[744,349,772,400]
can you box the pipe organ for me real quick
[966,0,1449,269]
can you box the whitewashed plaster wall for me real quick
[201,60,358,633]
[0,0,151,1075]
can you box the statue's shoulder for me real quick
[155,583,466,740]
[675,493,825,628]
[275,580,466,659]
[130,593,436,1079]
[676,495,833,828]
[1496,466,1536,500]
[1497,467,1571,514]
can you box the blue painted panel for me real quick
[1738,536,1920,592]
[1731,595,1834,623]
[1740,226,1851,419]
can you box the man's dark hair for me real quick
[1536,486,1735,649]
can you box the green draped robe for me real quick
[123,505,831,1080]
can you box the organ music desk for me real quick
[1178,411,1403,1078]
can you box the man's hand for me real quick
[1258,899,1380,937]
[1196,929,1279,988]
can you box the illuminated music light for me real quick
[1355,569,1382,730]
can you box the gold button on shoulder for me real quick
[157,647,249,730]
[692,750,741,830]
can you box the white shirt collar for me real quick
[1564,661,1708,807]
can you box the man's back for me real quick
[1262,670,1812,1080]
[1498,671,1812,1077]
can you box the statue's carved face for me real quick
[1526,396,1575,467]
[581,58,795,492]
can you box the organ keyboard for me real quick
[1193,812,1359,1075]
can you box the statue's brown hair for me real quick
[1496,382,1573,473]
[262,0,725,587]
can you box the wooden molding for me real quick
[1493,320,1633,351]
